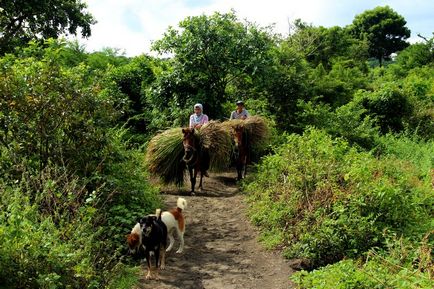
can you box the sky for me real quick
[78,0,434,56]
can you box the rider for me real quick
[188,103,210,177]
[230,100,249,120]
[189,103,209,129]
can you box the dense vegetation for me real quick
[0,2,432,288]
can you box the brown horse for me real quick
[182,128,209,194]
[233,125,250,180]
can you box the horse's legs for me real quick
[243,154,247,179]
[189,166,196,193]
[236,161,242,180]
[194,167,200,191]
[199,171,203,190]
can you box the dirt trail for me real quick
[136,172,294,289]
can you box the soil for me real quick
[135,171,295,289]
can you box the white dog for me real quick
[161,197,187,253]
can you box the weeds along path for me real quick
[135,171,294,289]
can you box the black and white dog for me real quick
[127,209,167,280]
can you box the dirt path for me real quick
[135,172,294,289]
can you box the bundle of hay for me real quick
[222,115,270,147]
[145,128,185,186]
[197,121,233,171]
[146,122,233,186]
[243,115,271,146]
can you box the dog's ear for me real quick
[148,215,157,223]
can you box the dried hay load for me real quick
[197,121,232,171]
[222,115,270,146]
[243,115,271,146]
[146,122,233,185]
[145,128,185,186]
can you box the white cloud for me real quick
[79,0,434,56]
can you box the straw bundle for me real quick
[197,121,233,170]
[222,115,270,146]
[145,128,185,186]
[243,115,271,146]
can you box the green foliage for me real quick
[295,100,379,148]
[152,11,275,119]
[261,42,310,131]
[0,42,160,288]
[245,129,432,268]
[0,40,120,181]
[0,182,99,288]
[0,0,95,55]
[291,235,433,289]
[394,38,434,71]
[354,84,413,133]
[308,60,368,106]
[287,22,369,70]
[349,6,410,66]
[103,55,157,144]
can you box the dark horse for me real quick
[233,125,250,180]
[182,128,209,194]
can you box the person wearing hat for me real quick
[189,103,209,129]
[230,100,250,120]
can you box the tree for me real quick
[0,0,95,54]
[287,21,369,70]
[151,11,275,119]
[349,6,410,66]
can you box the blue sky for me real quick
[80,0,434,56]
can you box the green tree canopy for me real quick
[0,0,95,54]
[349,6,410,66]
[151,11,275,119]
[287,20,369,69]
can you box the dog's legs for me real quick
[176,229,184,254]
[166,230,175,252]
[159,246,166,270]
[145,252,152,280]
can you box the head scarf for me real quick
[193,103,204,123]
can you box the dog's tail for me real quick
[177,197,187,211]
[155,208,162,220]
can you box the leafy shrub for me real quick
[295,100,379,148]
[0,41,120,182]
[0,183,99,288]
[0,42,160,288]
[354,84,413,133]
[245,129,432,267]
[291,233,433,289]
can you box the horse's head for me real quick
[182,128,197,164]
[233,125,244,148]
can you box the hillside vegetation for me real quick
[0,3,433,289]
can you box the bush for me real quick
[0,183,99,288]
[295,100,379,148]
[354,84,413,133]
[0,42,160,288]
[291,233,433,289]
[245,129,432,268]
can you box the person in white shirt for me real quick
[189,103,209,129]
[230,100,249,120]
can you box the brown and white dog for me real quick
[162,197,187,253]
[126,197,187,265]
[127,209,167,280]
